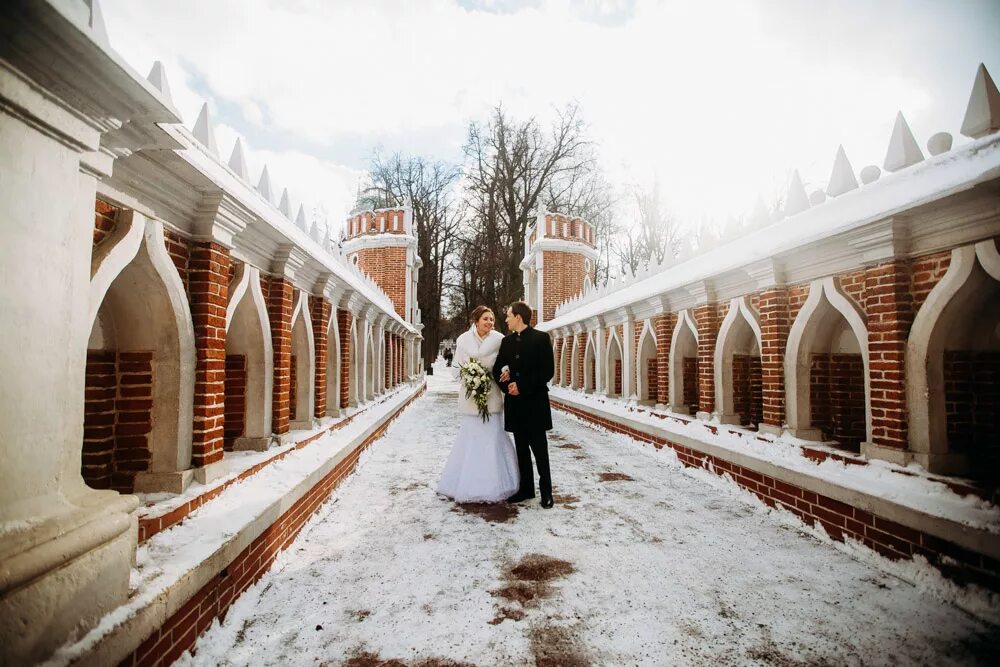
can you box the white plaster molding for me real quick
[713,297,763,423]
[341,233,417,254]
[289,290,316,426]
[89,210,144,329]
[668,309,699,412]
[975,238,1000,280]
[225,263,273,448]
[584,333,597,392]
[846,216,911,266]
[570,335,581,388]
[524,237,600,261]
[742,259,785,290]
[785,277,871,442]
[192,191,253,248]
[635,320,658,402]
[604,327,624,396]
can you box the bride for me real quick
[437,305,520,503]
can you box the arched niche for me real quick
[605,328,624,398]
[224,263,273,451]
[84,215,195,493]
[907,241,1000,479]
[584,334,597,393]
[570,335,581,388]
[365,326,376,401]
[668,310,699,414]
[636,321,658,403]
[785,277,870,450]
[327,311,341,415]
[559,337,571,387]
[714,297,763,427]
[289,292,316,428]
[348,319,360,407]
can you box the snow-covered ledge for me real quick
[46,380,426,667]
[548,386,1000,563]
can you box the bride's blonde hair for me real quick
[470,305,493,324]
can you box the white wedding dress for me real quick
[437,326,520,503]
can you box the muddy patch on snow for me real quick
[598,472,634,482]
[390,482,424,495]
[491,553,575,610]
[530,625,591,667]
[553,494,579,509]
[348,609,371,622]
[487,606,527,625]
[451,502,519,523]
[556,443,582,449]
[340,652,477,667]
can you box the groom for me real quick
[493,301,555,509]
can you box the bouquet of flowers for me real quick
[458,357,492,423]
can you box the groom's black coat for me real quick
[492,326,554,432]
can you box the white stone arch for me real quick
[907,241,1000,473]
[584,333,597,392]
[559,336,571,386]
[326,309,341,415]
[604,327,624,398]
[668,310,699,413]
[289,292,315,428]
[87,217,196,488]
[785,277,871,443]
[224,263,273,450]
[570,334,582,388]
[365,326,376,401]
[348,318,359,406]
[89,209,144,328]
[714,296,763,424]
[636,321,658,402]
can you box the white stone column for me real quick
[594,326,606,394]
[622,317,636,402]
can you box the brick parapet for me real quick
[654,313,673,405]
[267,277,294,434]
[758,288,790,429]
[338,309,352,409]
[693,305,719,415]
[311,296,332,418]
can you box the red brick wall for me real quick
[311,296,331,417]
[542,251,591,323]
[645,358,656,401]
[614,359,622,395]
[732,354,763,428]
[163,231,191,295]
[839,270,868,316]
[268,278,294,434]
[682,357,699,409]
[289,354,297,422]
[655,314,673,405]
[338,310,352,409]
[223,355,246,451]
[865,262,913,450]
[787,284,810,323]
[356,246,407,318]
[83,351,118,489]
[188,243,230,467]
[945,351,1000,484]
[94,199,118,247]
[384,332,392,388]
[911,250,952,312]
[693,304,719,414]
[759,287,790,428]
[810,353,866,451]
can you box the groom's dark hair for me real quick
[508,301,532,325]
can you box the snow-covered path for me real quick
[180,364,999,667]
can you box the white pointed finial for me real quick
[860,165,881,185]
[90,0,110,45]
[228,138,249,180]
[883,112,924,172]
[257,165,273,203]
[961,63,1000,139]
[750,196,769,227]
[927,132,953,156]
[826,145,859,197]
[192,103,218,156]
[783,169,810,217]
[295,204,308,231]
[146,61,174,105]
[279,188,291,217]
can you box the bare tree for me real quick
[359,151,462,367]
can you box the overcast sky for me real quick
[102,0,1000,235]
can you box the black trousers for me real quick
[513,430,551,498]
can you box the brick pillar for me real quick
[268,277,294,434]
[384,331,392,389]
[655,313,673,406]
[759,287,790,432]
[864,262,913,451]
[311,295,331,419]
[338,309,352,409]
[189,242,230,469]
[693,304,719,417]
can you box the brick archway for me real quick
[668,310,699,414]
[714,297,763,427]
[224,263,273,450]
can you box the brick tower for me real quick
[342,206,422,326]
[520,210,597,325]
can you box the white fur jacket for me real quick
[455,326,504,415]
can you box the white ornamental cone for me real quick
[826,145,859,197]
[783,169,810,217]
[192,103,219,156]
[750,196,770,227]
[295,205,308,231]
[146,61,174,106]
[257,165,273,203]
[89,0,111,45]
[228,138,249,180]
[279,189,291,218]
[961,63,1000,139]
[883,111,924,172]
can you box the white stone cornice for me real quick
[271,244,308,282]
[632,296,664,321]
[684,281,716,306]
[525,237,599,261]
[192,191,254,248]
[742,258,786,290]
[846,216,911,266]
[341,233,417,254]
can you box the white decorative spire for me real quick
[146,61,173,106]
[89,0,110,46]
[750,196,770,227]
[295,204,308,231]
[826,145,858,197]
[883,111,924,172]
[310,220,323,243]
[192,103,218,156]
[783,169,810,217]
[257,165,273,203]
[279,188,291,217]
[961,63,1000,139]
[228,138,249,180]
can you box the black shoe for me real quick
[540,495,554,509]
[507,492,534,503]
